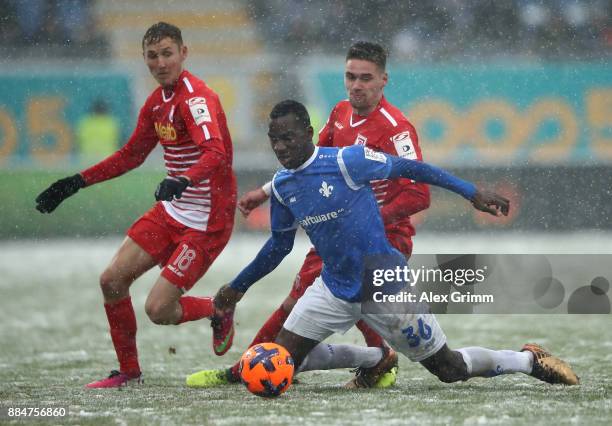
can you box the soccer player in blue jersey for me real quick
[212,100,579,388]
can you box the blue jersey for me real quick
[270,145,407,302]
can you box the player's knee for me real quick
[281,296,297,313]
[423,348,469,383]
[431,360,469,383]
[144,300,172,325]
[433,367,465,383]
[99,268,127,298]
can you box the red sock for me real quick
[356,319,384,347]
[105,297,140,377]
[230,306,289,379]
[177,296,214,324]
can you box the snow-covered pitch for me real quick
[1,233,610,425]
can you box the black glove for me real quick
[155,176,190,201]
[35,174,86,213]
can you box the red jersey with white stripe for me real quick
[317,96,429,237]
[80,70,236,232]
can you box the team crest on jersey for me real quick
[364,147,387,163]
[319,181,334,198]
[187,97,211,125]
[391,131,417,160]
[334,121,344,130]
[354,134,367,145]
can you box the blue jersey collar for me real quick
[290,146,319,172]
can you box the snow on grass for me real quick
[0,235,611,425]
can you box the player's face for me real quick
[345,59,388,115]
[268,114,314,169]
[144,37,187,88]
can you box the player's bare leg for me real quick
[275,327,321,369]
[87,237,158,388]
[90,237,218,388]
[99,236,158,303]
[420,344,471,383]
[145,277,186,325]
[145,274,217,324]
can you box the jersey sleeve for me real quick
[270,179,298,232]
[379,122,431,220]
[316,105,336,147]
[386,123,421,161]
[80,101,158,186]
[178,92,229,183]
[179,93,223,145]
[337,145,392,188]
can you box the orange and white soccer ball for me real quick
[239,343,294,397]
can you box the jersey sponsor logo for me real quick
[391,131,417,160]
[364,147,387,163]
[188,97,206,106]
[334,121,344,130]
[319,181,334,198]
[155,122,177,141]
[187,97,211,125]
[299,208,344,227]
[354,133,367,145]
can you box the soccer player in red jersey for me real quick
[35,22,237,388]
[186,41,430,388]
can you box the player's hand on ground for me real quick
[237,188,269,217]
[471,189,510,216]
[214,284,243,312]
[154,176,190,201]
[35,174,85,213]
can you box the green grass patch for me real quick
[1,170,165,238]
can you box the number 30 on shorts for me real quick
[401,318,432,348]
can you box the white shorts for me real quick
[284,277,447,362]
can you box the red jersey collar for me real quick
[161,69,190,102]
[350,95,388,127]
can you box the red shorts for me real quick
[289,233,413,300]
[127,203,232,292]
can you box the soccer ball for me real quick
[239,343,294,397]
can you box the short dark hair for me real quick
[142,22,183,50]
[270,100,311,128]
[346,41,387,70]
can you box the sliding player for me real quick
[212,100,579,389]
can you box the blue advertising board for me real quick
[0,72,133,166]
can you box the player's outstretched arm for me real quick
[35,174,86,213]
[227,229,296,296]
[386,156,509,217]
[471,189,509,216]
[237,183,271,217]
[212,230,295,312]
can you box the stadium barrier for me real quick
[2,166,610,238]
